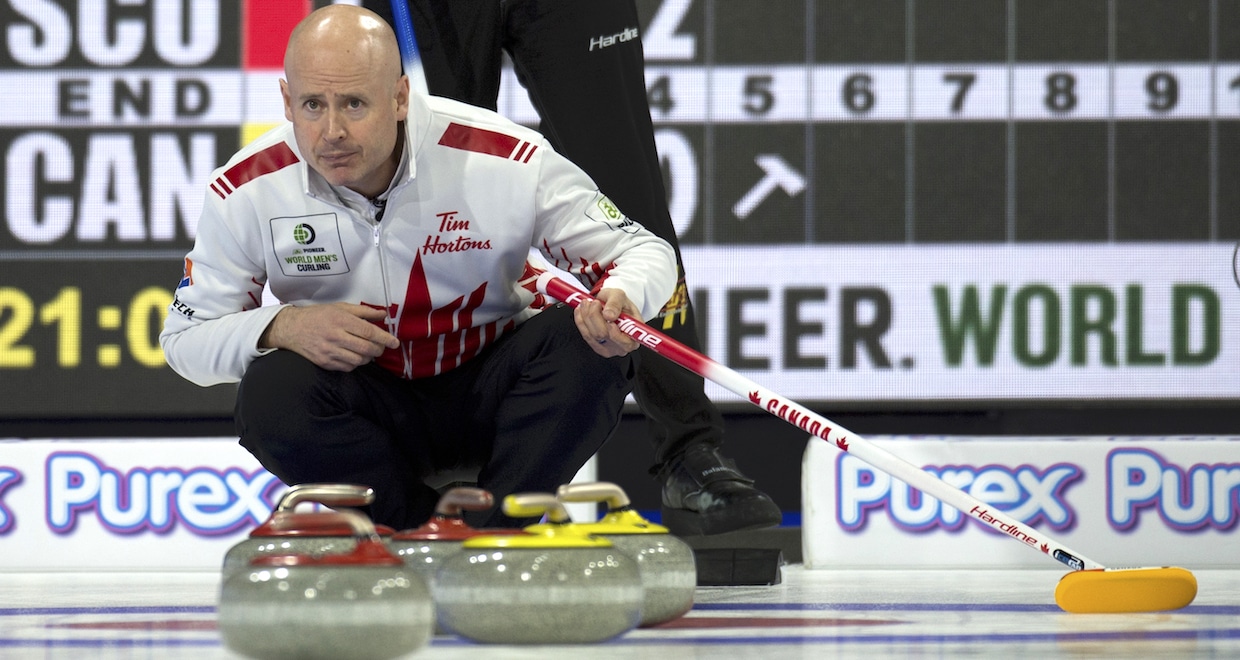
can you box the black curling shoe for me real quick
[658,444,783,536]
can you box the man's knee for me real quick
[540,304,634,392]
[234,351,349,454]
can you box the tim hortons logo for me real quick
[422,211,492,255]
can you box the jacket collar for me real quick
[404,91,433,182]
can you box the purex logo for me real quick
[45,453,281,535]
[836,454,1082,534]
[0,468,21,534]
[1108,448,1240,531]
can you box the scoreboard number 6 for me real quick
[842,73,875,114]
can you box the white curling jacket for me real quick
[160,93,676,386]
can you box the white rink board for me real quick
[0,438,596,572]
[802,436,1240,570]
[0,438,274,571]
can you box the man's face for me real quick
[281,48,409,198]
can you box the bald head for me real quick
[285,5,403,84]
[280,4,410,199]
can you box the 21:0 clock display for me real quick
[0,259,237,417]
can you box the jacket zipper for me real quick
[372,220,398,338]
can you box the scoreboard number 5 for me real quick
[743,75,775,115]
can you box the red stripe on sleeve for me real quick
[438,123,520,158]
[224,142,300,190]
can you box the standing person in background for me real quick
[161,5,677,529]
[365,0,782,535]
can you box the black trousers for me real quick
[367,0,725,466]
[235,305,633,529]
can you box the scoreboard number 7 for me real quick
[943,73,976,113]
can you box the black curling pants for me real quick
[366,0,725,467]
[234,304,634,529]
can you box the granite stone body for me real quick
[601,533,696,626]
[219,561,432,660]
[434,544,643,644]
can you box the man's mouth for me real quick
[319,152,355,165]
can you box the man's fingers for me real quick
[351,304,391,321]
[357,323,401,350]
[340,304,400,350]
[270,303,400,370]
[574,298,637,356]
[601,296,625,322]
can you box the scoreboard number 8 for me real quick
[1045,73,1078,113]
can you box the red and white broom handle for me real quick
[538,273,1104,572]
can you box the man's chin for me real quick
[317,165,358,188]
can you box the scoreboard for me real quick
[2,0,256,418]
[613,0,1240,244]
[3,0,1240,419]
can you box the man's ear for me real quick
[280,79,294,122]
[395,75,410,120]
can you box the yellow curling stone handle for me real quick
[556,482,671,535]
[462,493,613,549]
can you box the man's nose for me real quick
[325,109,347,140]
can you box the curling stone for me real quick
[556,481,696,626]
[222,483,396,578]
[434,493,643,644]
[389,487,528,586]
[218,509,433,660]
[388,487,528,634]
